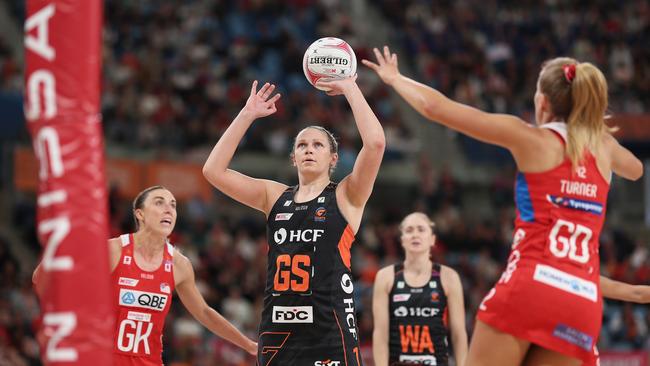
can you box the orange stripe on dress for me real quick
[443,306,449,328]
[337,225,355,270]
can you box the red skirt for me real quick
[477,260,602,363]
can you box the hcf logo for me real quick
[121,291,136,305]
[273,228,324,245]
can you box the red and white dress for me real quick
[112,233,175,365]
[477,122,609,362]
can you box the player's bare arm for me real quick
[604,133,643,181]
[202,80,286,215]
[362,46,539,151]
[319,77,385,233]
[372,266,393,366]
[174,251,257,355]
[441,265,468,366]
[601,276,650,304]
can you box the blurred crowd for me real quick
[2,0,415,163]
[376,0,649,164]
[98,0,413,160]
[3,1,646,159]
[378,0,648,117]
[1,0,649,364]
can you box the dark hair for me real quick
[132,185,167,230]
[291,126,339,176]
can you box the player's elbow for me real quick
[32,266,44,299]
[32,265,41,286]
[421,100,435,119]
[202,164,221,187]
[617,157,644,181]
[421,98,442,121]
[201,163,212,180]
[369,134,386,152]
[629,160,644,181]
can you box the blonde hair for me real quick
[399,212,436,234]
[539,58,611,168]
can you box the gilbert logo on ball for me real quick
[303,37,357,91]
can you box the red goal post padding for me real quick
[25,1,113,364]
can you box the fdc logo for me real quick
[272,306,314,323]
[122,292,136,305]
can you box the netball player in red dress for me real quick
[364,47,643,365]
[203,78,385,365]
[34,186,257,365]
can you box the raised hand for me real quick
[315,74,358,96]
[361,46,400,86]
[242,81,282,119]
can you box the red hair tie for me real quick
[563,64,576,83]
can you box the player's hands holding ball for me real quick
[242,80,281,119]
[303,37,358,96]
[362,45,401,86]
[316,74,358,96]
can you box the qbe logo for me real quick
[272,306,313,323]
[119,289,168,312]
[121,291,136,305]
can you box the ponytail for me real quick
[565,63,608,167]
[539,58,610,168]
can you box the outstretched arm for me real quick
[202,81,286,215]
[605,133,643,181]
[175,253,257,355]
[601,275,650,303]
[362,46,536,152]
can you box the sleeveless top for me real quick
[389,262,449,366]
[259,183,363,365]
[510,122,609,297]
[112,234,175,364]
